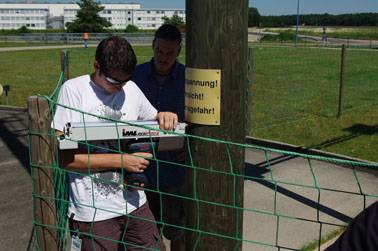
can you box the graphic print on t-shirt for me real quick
[90,102,125,198]
[95,104,125,121]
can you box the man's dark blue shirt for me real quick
[132,59,185,188]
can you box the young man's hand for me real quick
[121,152,152,173]
[156,112,178,131]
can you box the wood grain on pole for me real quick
[28,96,58,251]
[185,0,247,250]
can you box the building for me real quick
[0,2,185,30]
[133,9,185,29]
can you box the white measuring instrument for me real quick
[58,120,186,150]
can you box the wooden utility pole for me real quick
[185,0,247,250]
[28,96,57,251]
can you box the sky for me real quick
[2,0,378,15]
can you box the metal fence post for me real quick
[337,44,346,118]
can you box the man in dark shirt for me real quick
[132,24,186,250]
[326,200,378,251]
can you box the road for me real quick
[0,107,33,251]
[247,31,378,48]
[243,147,378,250]
[299,34,378,47]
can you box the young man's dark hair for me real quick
[154,24,182,43]
[95,36,137,76]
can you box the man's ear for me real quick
[152,39,156,50]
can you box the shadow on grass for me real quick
[311,123,378,150]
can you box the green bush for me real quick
[18,26,31,34]
[125,24,139,33]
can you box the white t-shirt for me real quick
[53,74,157,222]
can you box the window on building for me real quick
[147,10,150,14]
[138,17,141,20]
[108,10,111,14]
[128,11,131,14]
[128,18,131,21]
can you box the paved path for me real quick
[0,107,33,251]
[0,108,377,251]
[0,42,149,52]
[243,148,378,250]
[247,30,378,48]
[0,44,96,52]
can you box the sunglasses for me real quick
[104,75,130,86]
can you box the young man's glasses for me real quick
[104,75,130,86]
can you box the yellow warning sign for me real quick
[185,68,221,125]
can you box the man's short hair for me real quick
[154,24,182,44]
[95,36,137,76]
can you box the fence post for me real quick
[60,50,69,81]
[28,96,58,251]
[246,47,254,133]
[337,44,346,118]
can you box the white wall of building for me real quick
[0,3,185,30]
[134,9,185,29]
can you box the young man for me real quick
[132,24,186,249]
[53,36,177,250]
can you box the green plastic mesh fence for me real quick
[28,50,378,251]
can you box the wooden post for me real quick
[28,96,58,251]
[185,0,247,250]
[337,44,346,118]
[60,50,69,82]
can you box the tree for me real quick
[162,14,185,29]
[125,24,139,33]
[17,25,31,34]
[66,0,111,33]
[248,7,261,27]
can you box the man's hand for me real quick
[121,152,152,173]
[156,112,178,131]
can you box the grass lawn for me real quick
[0,46,185,107]
[0,45,377,162]
[249,45,378,162]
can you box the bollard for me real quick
[2,84,10,105]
